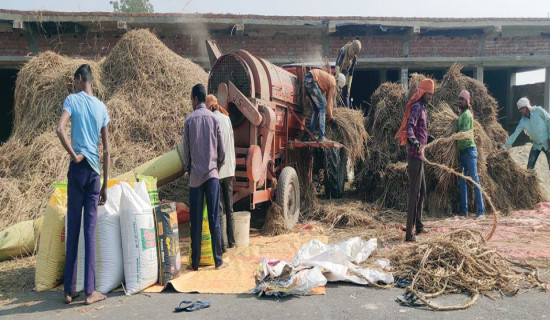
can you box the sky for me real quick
[0,0,547,83]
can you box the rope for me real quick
[420,130,498,242]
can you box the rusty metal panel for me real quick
[208,53,255,99]
[237,50,270,100]
[258,57,299,105]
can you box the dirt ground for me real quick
[509,143,550,200]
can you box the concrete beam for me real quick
[353,55,550,69]
[2,10,550,31]
[545,67,550,112]
[506,71,517,129]
[379,69,387,83]
[401,68,409,92]
[475,66,484,83]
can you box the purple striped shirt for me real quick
[406,101,428,160]
[182,103,225,188]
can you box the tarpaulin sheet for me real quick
[144,232,328,294]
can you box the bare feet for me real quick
[85,291,107,305]
[64,292,80,304]
[215,262,229,270]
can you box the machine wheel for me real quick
[324,147,347,198]
[276,166,301,229]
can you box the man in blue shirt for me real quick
[503,97,550,170]
[57,64,110,305]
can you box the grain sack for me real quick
[74,184,124,294]
[0,217,42,261]
[138,175,159,207]
[154,204,181,285]
[120,181,158,294]
[35,183,67,292]
[188,196,215,266]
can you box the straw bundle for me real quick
[0,29,207,228]
[12,52,105,142]
[325,107,368,162]
[433,64,508,146]
[261,203,287,236]
[389,229,548,310]
[487,150,546,210]
[377,162,409,212]
[309,199,378,228]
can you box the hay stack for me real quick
[360,66,545,216]
[0,29,207,228]
[377,162,408,212]
[487,150,545,210]
[356,82,406,199]
[12,52,104,142]
[433,64,508,146]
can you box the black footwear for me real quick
[174,300,211,313]
[405,235,418,242]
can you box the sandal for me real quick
[174,299,211,313]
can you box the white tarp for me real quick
[252,237,394,297]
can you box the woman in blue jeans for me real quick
[457,90,485,220]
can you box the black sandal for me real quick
[174,299,211,312]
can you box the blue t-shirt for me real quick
[62,92,110,174]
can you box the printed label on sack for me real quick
[140,228,156,249]
[148,191,159,207]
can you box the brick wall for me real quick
[329,36,402,58]
[484,36,550,56]
[409,35,480,57]
[2,27,550,63]
[0,31,30,56]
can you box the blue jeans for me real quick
[459,147,484,216]
[527,147,550,170]
[304,72,326,140]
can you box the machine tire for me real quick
[324,147,346,198]
[276,166,300,229]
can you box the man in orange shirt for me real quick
[304,69,346,141]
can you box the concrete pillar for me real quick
[506,71,517,130]
[544,67,550,112]
[474,66,484,83]
[379,69,387,84]
[401,68,409,92]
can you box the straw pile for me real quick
[389,229,548,310]
[261,203,287,236]
[0,29,207,229]
[433,64,509,147]
[325,107,368,162]
[359,65,546,216]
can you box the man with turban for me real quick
[457,90,485,220]
[503,97,550,170]
[396,79,434,242]
[206,94,236,251]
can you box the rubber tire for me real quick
[324,147,346,199]
[276,166,301,230]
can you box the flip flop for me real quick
[174,299,211,312]
[396,292,424,307]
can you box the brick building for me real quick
[1,9,550,142]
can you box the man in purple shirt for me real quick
[182,84,227,270]
[403,79,434,242]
